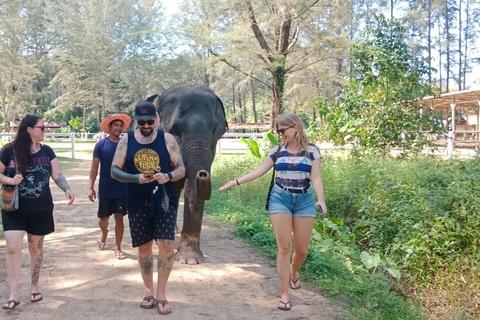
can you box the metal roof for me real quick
[417,89,480,111]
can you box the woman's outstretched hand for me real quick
[217,180,238,192]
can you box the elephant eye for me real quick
[169,126,181,138]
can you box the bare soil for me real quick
[0,160,344,319]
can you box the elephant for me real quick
[146,85,228,264]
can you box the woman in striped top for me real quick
[218,112,327,311]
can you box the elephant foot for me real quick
[175,246,204,265]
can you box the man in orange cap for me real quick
[88,113,131,259]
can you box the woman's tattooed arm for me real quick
[54,173,70,192]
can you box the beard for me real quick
[139,126,154,137]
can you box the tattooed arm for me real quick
[152,133,185,185]
[51,158,75,205]
[111,133,152,184]
[166,133,185,181]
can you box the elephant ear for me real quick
[213,96,228,141]
[146,94,158,103]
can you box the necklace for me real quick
[32,144,41,153]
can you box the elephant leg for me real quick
[175,184,205,264]
[173,178,185,234]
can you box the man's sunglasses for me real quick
[34,125,45,132]
[276,125,294,135]
[138,120,155,126]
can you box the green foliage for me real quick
[320,16,439,155]
[67,116,82,132]
[240,131,278,158]
[321,154,480,318]
[59,126,71,133]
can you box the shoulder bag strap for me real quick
[268,143,283,189]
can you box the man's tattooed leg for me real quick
[139,255,153,276]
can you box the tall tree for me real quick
[0,0,41,129]
[321,16,435,155]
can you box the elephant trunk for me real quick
[195,170,211,200]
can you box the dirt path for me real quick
[0,160,343,319]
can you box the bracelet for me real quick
[236,179,240,185]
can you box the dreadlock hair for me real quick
[275,113,310,157]
[13,115,42,172]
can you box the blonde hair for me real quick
[275,113,310,156]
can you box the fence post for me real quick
[71,132,76,159]
[447,131,453,159]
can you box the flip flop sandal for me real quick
[139,295,155,309]
[278,300,291,311]
[115,251,126,260]
[97,240,106,250]
[157,300,172,315]
[2,300,20,310]
[290,273,301,290]
[30,292,43,303]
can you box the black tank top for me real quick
[125,129,173,213]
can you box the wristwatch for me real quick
[167,172,173,181]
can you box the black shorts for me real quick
[97,197,127,218]
[1,210,54,236]
[128,205,175,248]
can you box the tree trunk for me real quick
[428,0,432,84]
[390,0,394,19]
[83,102,87,131]
[251,80,257,123]
[438,18,443,93]
[1,96,7,132]
[238,87,243,123]
[458,0,462,90]
[232,84,236,118]
[271,65,285,128]
[101,85,106,119]
[463,0,470,89]
[446,3,450,92]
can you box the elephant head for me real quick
[147,85,227,201]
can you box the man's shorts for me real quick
[128,205,175,248]
[268,184,317,217]
[97,197,127,218]
[2,210,55,236]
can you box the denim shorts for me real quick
[268,184,316,217]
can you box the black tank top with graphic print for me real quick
[125,129,173,214]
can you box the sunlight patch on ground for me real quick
[54,279,84,289]
[175,263,262,281]
[65,176,90,180]
[54,199,91,204]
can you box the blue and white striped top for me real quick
[268,143,322,189]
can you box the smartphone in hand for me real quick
[316,204,323,214]
[143,170,154,179]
